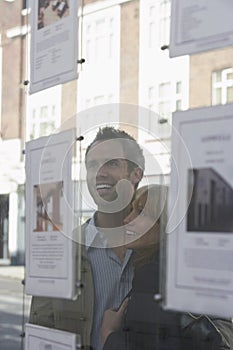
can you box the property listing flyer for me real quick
[25,323,79,350]
[30,0,78,93]
[165,104,233,318]
[169,0,233,57]
[25,129,77,298]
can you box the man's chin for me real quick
[96,196,117,208]
[96,195,123,213]
[93,191,117,204]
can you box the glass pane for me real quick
[94,95,104,105]
[159,82,170,98]
[110,18,114,29]
[52,105,56,117]
[159,17,170,46]
[160,0,170,5]
[164,17,170,45]
[213,71,222,83]
[109,34,114,58]
[149,6,155,17]
[86,25,91,35]
[96,19,105,34]
[213,87,222,105]
[227,71,233,80]
[40,122,55,136]
[176,81,182,94]
[40,106,48,119]
[148,86,154,100]
[95,36,105,60]
[158,100,171,115]
[86,40,91,60]
[30,123,37,140]
[176,99,182,111]
[32,109,36,119]
[149,22,155,48]
[227,86,233,102]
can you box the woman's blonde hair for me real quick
[134,184,167,230]
[133,184,168,267]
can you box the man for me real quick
[29,126,145,350]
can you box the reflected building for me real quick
[187,167,233,232]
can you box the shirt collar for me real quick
[85,215,99,249]
[85,213,134,253]
[85,213,112,249]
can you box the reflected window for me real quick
[158,82,171,122]
[212,67,233,105]
[29,104,59,140]
[27,86,61,141]
[159,0,171,47]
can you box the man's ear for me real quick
[130,167,143,186]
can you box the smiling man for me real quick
[83,127,144,350]
[86,140,130,203]
[85,129,144,217]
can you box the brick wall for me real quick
[61,80,78,124]
[120,0,139,105]
[0,0,26,140]
[119,0,139,139]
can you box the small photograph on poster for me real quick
[34,181,64,232]
[187,167,233,233]
[38,0,70,30]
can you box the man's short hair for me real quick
[85,126,145,173]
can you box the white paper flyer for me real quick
[25,323,80,350]
[30,0,78,93]
[25,129,77,299]
[165,104,233,318]
[170,0,233,57]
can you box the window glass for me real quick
[212,67,233,105]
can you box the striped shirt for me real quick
[85,216,134,350]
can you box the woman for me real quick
[101,185,233,350]
[101,184,182,350]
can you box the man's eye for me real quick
[105,159,119,167]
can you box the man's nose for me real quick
[96,163,109,177]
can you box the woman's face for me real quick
[123,191,160,250]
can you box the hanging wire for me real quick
[20,0,85,347]
[20,0,30,348]
[78,0,85,71]
[20,272,26,350]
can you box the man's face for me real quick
[86,139,135,208]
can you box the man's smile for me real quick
[96,183,116,199]
[96,183,114,190]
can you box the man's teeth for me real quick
[96,184,112,190]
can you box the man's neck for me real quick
[95,206,131,229]
[95,207,131,261]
